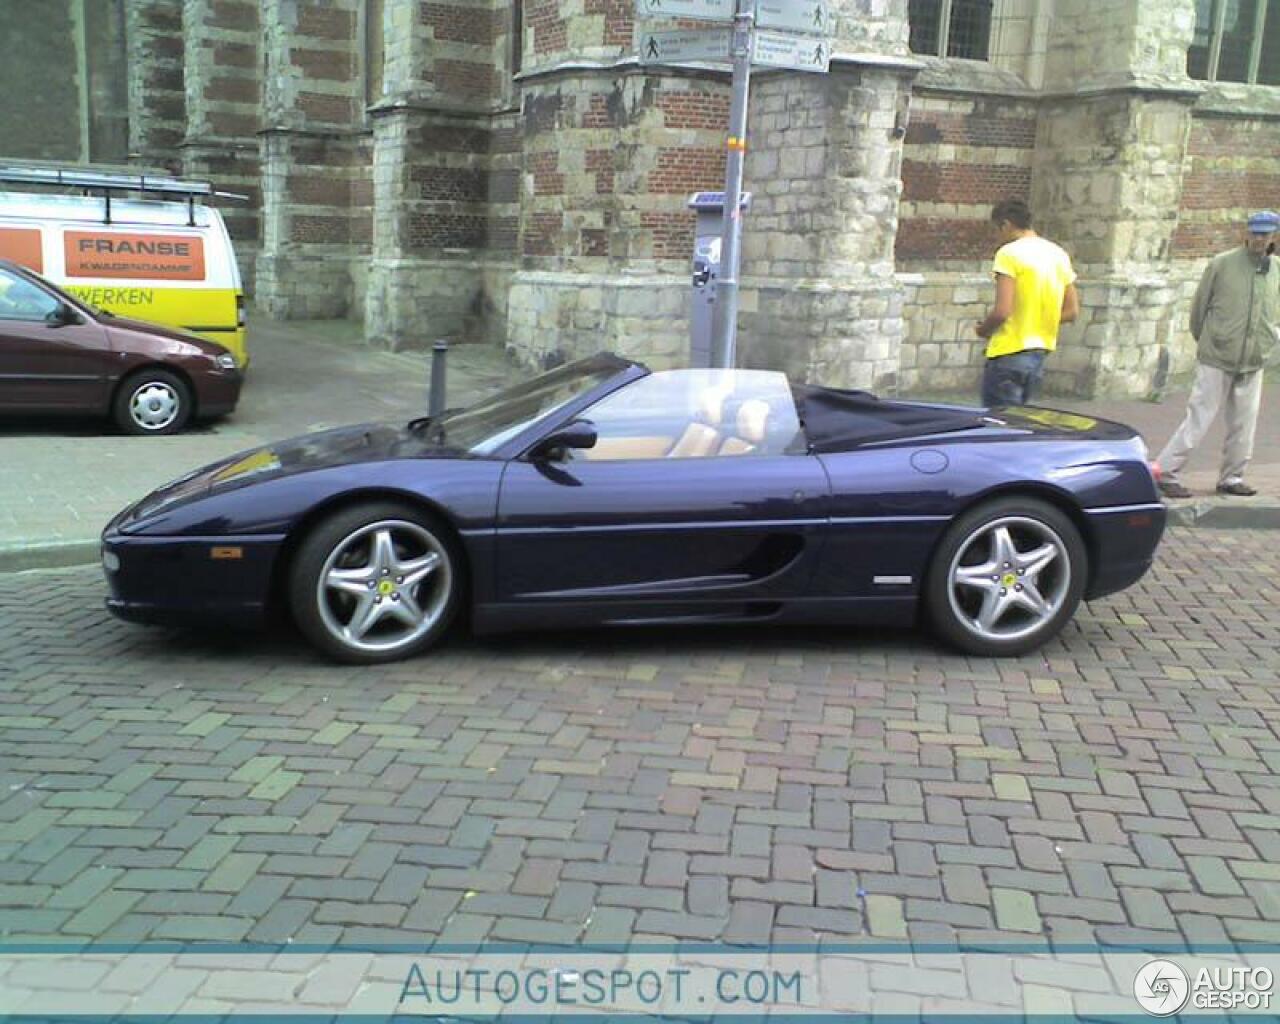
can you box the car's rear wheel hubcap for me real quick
[947,515,1069,643]
[316,520,451,654]
[130,382,179,430]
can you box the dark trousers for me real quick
[982,349,1046,407]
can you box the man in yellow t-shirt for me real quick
[974,199,1080,407]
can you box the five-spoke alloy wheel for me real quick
[926,496,1086,656]
[290,502,461,663]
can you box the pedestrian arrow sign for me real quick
[634,0,736,23]
[751,29,830,72]
[638,27,733,64]
[754,0,830,35]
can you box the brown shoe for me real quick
[1158,478,1193,499]
[1216,480,1258,497]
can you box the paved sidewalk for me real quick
[3,321,1280,572]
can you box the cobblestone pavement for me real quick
[1,529,1278,953]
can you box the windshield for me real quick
[415,354,629,455]
[4,263,103,317]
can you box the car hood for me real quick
[120,422,439,524]
[102,314,230,355]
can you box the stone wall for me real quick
[737,65,914,391]
[506,71,729,369]
[363,0,520,350]
[256,0,368,319]
[181,0,262,294]
[125,0,187,166]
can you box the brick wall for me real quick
[1173,113,1280,259]
[421,1,505,107]
[896,92,1038,265]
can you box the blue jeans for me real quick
[982,350,1046,407]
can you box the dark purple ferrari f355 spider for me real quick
[102,353,1166,663]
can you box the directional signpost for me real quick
[635,0,736,21]
[638,28,732,64]
[754,0,830,35]
[752,29,830,72]
[635,0,833,368]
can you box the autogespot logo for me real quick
[1134,959,1191,1016]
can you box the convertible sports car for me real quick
[102,353,1166,663]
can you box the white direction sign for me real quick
[634,0,735,23]
[638,27,733,63]
[752,29,830,71]
[755,0,831,35]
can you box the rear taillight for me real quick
[236,294,246,328]
[1149,461,1163,483]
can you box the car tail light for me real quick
[1149,461,1163,484]
[236,294,246,328]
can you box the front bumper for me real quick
[101,529,283,629]
[194,369,244,420]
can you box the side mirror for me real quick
[45,303,81,327]
[530,419,597,461]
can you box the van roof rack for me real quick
[0,164,247,227]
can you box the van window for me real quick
[0,268,59,322]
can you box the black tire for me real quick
[925,496,1087,657]
[113,368,192,435]
[288,501,462,664]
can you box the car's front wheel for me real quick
[925,496,1087,657]
[289,502,461,664]
[113,368,192,435]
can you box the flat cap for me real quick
[1248,209,1280,233]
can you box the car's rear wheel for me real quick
[925,496,1087,657]
[113,368,192,435]
[289,502,460,664]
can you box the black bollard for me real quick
[428,340,449,419]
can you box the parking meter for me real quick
[687,191,752,368]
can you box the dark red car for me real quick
[0,259,242,434]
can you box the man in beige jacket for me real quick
[1156,209,1280,498]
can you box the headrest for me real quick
[736,399,770,443]
[695,386,728,426]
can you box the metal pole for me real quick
[428,340,449,418]
[711,0,754,370]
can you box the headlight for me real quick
[215,353,238,371]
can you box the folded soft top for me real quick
[793,384,987,453]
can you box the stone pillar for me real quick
[365,0,518,351]
[180,0,262,292]
[124,0,186,168]
[739,63,917,390]
[83,0,131,162]
[1030,0,1200,397]
[256,0,366,320]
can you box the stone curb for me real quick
[0,540,101,574]
[1162,499,1280,530]
[4,501,1280,576]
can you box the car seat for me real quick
[718,398,771,455]
[667,385,728,457]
